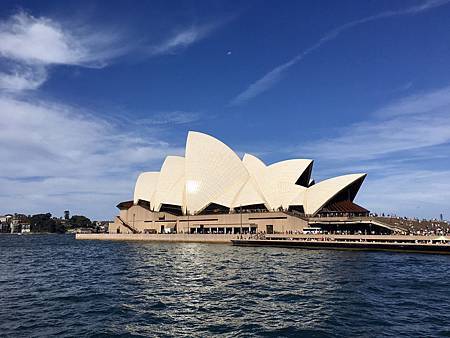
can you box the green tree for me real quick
[69,215,92,228]
[29,213,56,233]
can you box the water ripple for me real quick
[1,235,450,337]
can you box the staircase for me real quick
[369,217,406,234]
[117,216,140,234]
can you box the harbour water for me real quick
[1,234,450,337]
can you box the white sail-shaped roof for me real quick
[274,183,306,209]
[130,131,367,216]
[133,172,159,205]
[185,131,249,213]
[268,159,312,208]
[288,189,307,207]
[152,156,185,211]
[242,153,274,208]
[243,154,312,209]
[304,173,367,215]
[231,177,267,208]
[267,159,312,185]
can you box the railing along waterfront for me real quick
[249,233,450,244]
[233,233,450,253]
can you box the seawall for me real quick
[76,233,450,254]
[232,239,450,254]
[76,233,235,243]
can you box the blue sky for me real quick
[1,0,450,220]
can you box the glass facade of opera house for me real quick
[110,132,395,235]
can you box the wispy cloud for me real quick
[0,65,47,91]
[145,11,240,56]
[0,11,129,93]
[359,169,450,218]
[0,10,230,93]
[391,81,414,94]
[0,9,212,219]
[374,85,450,118]
[0,96,183,219]
[0,11,126,67]
[229,0,450,106]
[148,25,215,56]
[299,85,450,161]
[288,85,450,219]
[137,111,200,125]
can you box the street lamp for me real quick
[240,205,243,238]
[187,211,190,234]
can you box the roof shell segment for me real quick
[267,159,313,185]
[243,155,312,209]
[274,183,306,209]
[133,172,159,205]
[231,177,268,208]
[185,131,249,213]
[152,156,185,211]
[267,159,312,208]
[304,173,367,216]
[242,153,275,209]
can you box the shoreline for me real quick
[76,233,235,243]
[231,239,450,254]
[76,233,450,254]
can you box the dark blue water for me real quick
[1,235,450,337]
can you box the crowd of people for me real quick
[375,215,450,235]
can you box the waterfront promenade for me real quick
[76,233,450,244]
[76,233,450,253]
[76,233,235,243]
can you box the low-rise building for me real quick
[0,214,13,233]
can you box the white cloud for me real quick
[358,170,450,219]
[229,60,295,107]
[0,11,228,93]
[148,24,217,56]
[299,86,450,161]
[0,11,125,67]
[0,66,47,91]
[230,0,450,106]
[288,85,450,219]
[137,111,200,125]
[0,11,130,93]
[0,12,82,65]
[374,86,450,117]
[0,10,212,219]
[0,96,183,219]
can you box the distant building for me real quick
[0,214,13,233]
[64,210,70,220]
[95,221,110,233]
[21,224,31,233]
[0,214,12,223]
[10,214,30,233]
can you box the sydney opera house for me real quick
[110,131,393,235]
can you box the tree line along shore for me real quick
[0,213,109,234]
